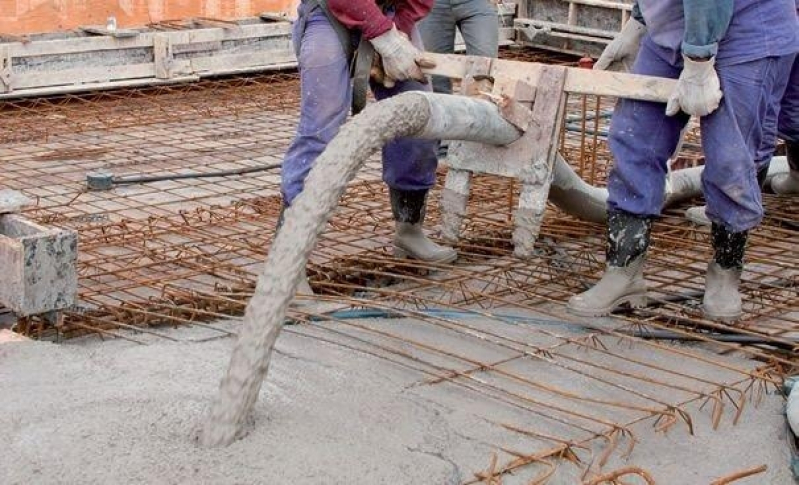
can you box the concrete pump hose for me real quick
[200,92,520,447]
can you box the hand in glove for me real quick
[594,17,646,72]
[665,55,723,117]
[370,26,435,87]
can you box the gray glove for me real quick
[665,55,723,117]
[370,26,435,87]
[594,18,646,72]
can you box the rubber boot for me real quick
[390,188,457,264]
[567,211,651,317]
[703,223,747,321]
[276,204,314,298]
[686,165,770,226]
[772,140,799,195]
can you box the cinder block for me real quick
[0,190,32,214]
[0,215,77,316]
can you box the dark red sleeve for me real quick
[394,0,434,36]
[328,0,393,40]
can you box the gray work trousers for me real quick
[418,0,499,95]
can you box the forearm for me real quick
[681,0,733,59]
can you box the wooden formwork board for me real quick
[0,19,295,98]
[515,0,634,57]
[423,52,675,102]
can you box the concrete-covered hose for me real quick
[549,155,791,224]
[200,92,521,447]
[200,88,792,446]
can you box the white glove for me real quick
[370,26,434,87]
[594,18,646,72]
[665,55,723,117]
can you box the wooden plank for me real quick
[0,46,11,93]
[12,63,157,90]
[153,34,174,79]
[79,26,140,38]
[422,53,675,102]
[511,65,568,257]
[8,22,292,58]
[189,50,296,74]
[0,75,199,100]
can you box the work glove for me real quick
[593,17,646,72]
[369,26,436,88]
[665,55,723,117]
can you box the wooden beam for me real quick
[422,53,676,103]
[0,46,11,93]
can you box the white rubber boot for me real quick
[567,211,651,317]
[390,188,457,264]
[772,141,799,195]
[394,222,457,263]
[568,256,648,317]
[702,262,742,321]
[702,223,747,322]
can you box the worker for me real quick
[568,0,798,321]
[417,0,499,157]
[280,0,458,295]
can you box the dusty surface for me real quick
[0,317,793,485]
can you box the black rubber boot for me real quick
[390,188,457,263]
[703,223,747,321]
[567,211,652,316]
[772,140,799,195]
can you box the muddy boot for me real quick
[390,188,457,264]
[703,223,747,321]
[772,140,799,195]
[276,204,314,298]
[567,211,651,317]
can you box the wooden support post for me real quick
[154,34,174,79]
[440,56,492,243]
[512,66,567,258]
[0,46,12,93]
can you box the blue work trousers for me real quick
[606,38,796,232]
[778,57,799,143]
[280,3,438,206]
[418,0,499,95]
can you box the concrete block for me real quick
[0,215,77,316]
[0,190,33,214]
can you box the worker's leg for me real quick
[453,0,499,59]
[568,39,688,317]
[772,56,799,195]
[279,4,351,296]
[417,0,457,95]
[280,5,351,206]
[699,54,794,320]
[370,27,457,263]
